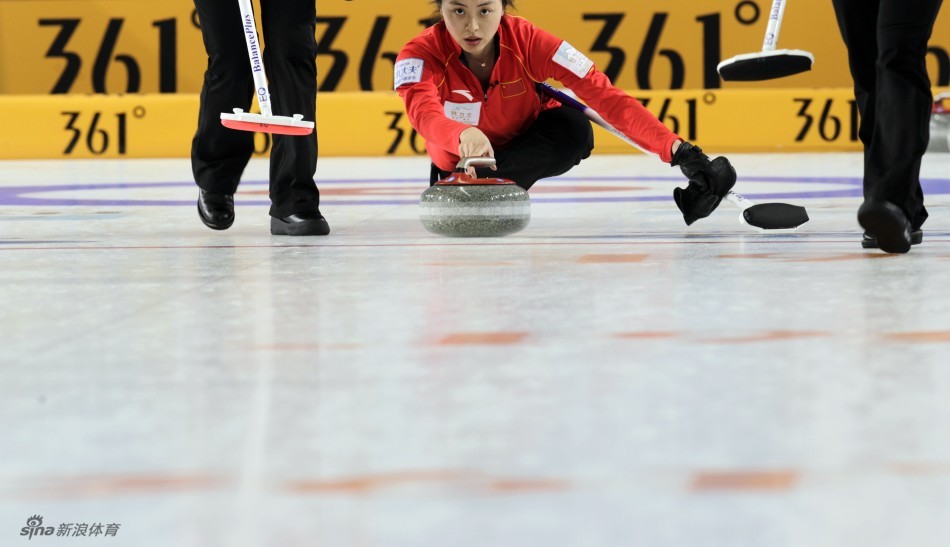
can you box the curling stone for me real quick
[420,157,530,237]
[928,92,950,153]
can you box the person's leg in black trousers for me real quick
[832,0,943,251]
[430,107,594,189]
[192,0,254,229]
[260,0,321,220]
[871,0,941,232]
[192,0,327,235]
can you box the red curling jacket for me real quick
[395,15,680,172]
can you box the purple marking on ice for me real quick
[0,240,90,245]
[1,176,948,207]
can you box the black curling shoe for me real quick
[862,229,922,249]
[857,200,912,254]
[197,189,235,230]
[270,211,330,236]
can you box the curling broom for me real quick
[539,83,809,230]
[219,0,314,136]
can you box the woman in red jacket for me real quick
[395,0,737,225]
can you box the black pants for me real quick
[191,0,319,218]
[430,107,594,190]
[832,0,943,230]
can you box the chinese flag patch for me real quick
[500,79,527,98]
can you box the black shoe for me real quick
[857,200,912,254]
[270,211,330,236]
[862,229,922,249]
[197,189,234,230]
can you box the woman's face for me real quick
[440,0,504,58]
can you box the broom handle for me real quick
[762,0,787,52]
[237,0,272,117]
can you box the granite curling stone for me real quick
[420,157,530,237]
[928,92,950,153]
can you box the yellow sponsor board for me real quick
[0,88,882,160]
[322,88,869,156]
[1,94,196,159]
[2,0,949,94]
[315,0,950,91]
[0,94,283,159]
[0,0,206,94]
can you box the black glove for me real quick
[670,142,737,226]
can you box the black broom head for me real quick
[718,50,814,81]
[743,203,809,230]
